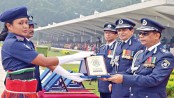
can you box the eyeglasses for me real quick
[138,31,151,36]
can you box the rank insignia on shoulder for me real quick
[24,44,31,49]
[161,59,170,68]
[16,36,24,41]
[143,56,156,68]
[122,49,134,60]
[160,48,169,54]
[100,44,105,48]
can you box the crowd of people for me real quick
[56,41,96,51]
[161,36,174,51]
[38,40,98,51]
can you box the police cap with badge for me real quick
[103,23,117,33]
[137,18,165,33]
[28,16,37,26]
[0,6,29,41]
[0,6,28,23]
[115,18,136,29]
[0,6,29,42]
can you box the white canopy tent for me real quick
[34,0,174,42]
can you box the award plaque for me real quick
[79,55,110,79]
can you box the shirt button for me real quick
[131,94,133,96]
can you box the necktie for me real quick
[121,42,125,49]
[105,45,109,56]
[143,50,149,57]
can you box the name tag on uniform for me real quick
[143,57,156,68]
[122,49,134,60]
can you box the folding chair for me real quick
[41,69,72,92]
[40,68,50,81]
[41,72,58,89]
[44,74,64,92]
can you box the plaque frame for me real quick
[84,55,108,76]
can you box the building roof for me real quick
[35,0,174,37]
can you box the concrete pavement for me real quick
[0,48,6,94]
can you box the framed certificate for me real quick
[85,55,108,76]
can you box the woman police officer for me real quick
[0,6,93,98]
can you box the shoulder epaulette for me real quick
[16,36,24,41]
[159,48,170,54]
[100,44,105,48]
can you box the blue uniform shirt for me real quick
[111,36,144,98]
[123,44,174,98]
[1,32,38,71]
[98,40,117,93]
[26,38,42,92]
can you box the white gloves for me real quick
[57,51,94,65]
[53,65,89,82]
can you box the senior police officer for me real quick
[0,6,93,98]
[98,23,118,98]
[26,16,42,92]
[110,19,144,98]
[107,18,174,98]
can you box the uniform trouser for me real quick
[100,92,111,98]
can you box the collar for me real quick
[6,32,16,38]
[147,42,161,52]
[26,38,30,41]
[122,35,133,43]
[6,32,26,41]
[106,39,117,47]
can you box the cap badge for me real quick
[28,16,33,21]
[108,24,112,28]
[119,19,123,24]
[142,20,147,26]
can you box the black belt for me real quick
[7,71,35,80]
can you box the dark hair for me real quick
[0,25,8,41]
[128,27,133,31]
[159,32,161,38]
[5,20,13,24]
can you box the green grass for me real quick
[82,80,99,96]
[62,64,80,73]
[47,48,77,56]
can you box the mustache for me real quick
[29,31,34,34]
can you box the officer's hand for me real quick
[107,74,123,83]
[99,78,108,81]
[108,84,112,92]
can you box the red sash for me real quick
[1,78,38,98]
[6,78,37,92]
